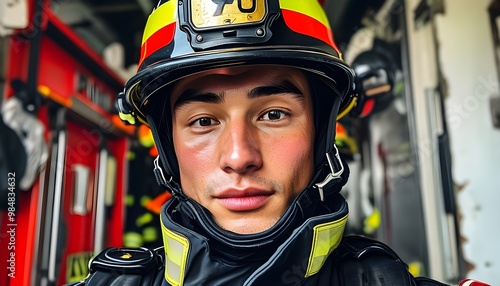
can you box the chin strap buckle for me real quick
[153,156,183,197]
[154,156,170,185]
[314,145,344,201]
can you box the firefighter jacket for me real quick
[70,184,449,286]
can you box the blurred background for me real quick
[1,0,499,285]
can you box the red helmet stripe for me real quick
[281,9,338,52]
[139,22,176,68]
[280,0,340,53]
[142,1,176,44]
[139,1,177,67]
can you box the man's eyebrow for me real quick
[248,80,304,99]
[173,80,304,110]
[173,90,224,110]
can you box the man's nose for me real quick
[220,120,263,174]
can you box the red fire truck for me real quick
[0,0,135,285]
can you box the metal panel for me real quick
[404,0,459,281]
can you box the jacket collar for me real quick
[159,187,349,286]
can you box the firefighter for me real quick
[73,0,451,285]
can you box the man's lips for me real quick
[214,189,273,211]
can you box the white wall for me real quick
[435,0,500,283]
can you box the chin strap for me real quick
[153,156,184,198]
[314,144,344,201]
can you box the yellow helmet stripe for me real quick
[279,0,338,51]
[142,1,177,45]
[139,1,177,67]
[279,0,330,29]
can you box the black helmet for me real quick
[117,0,356,185]
[350,39,400,118]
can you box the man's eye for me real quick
[260,110,288,121]
[192,117,219,127]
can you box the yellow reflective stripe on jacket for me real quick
[162,223,189,286]
[305,214,348,277]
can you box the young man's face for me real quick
[170,65,314,234]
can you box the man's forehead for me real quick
[172,65,306,91]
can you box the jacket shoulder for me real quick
[335,235,449,286]
[66,247,165,286]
